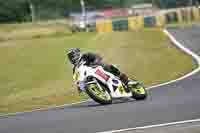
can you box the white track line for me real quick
[2,29,200,118]
[0,99,91,117]
[99,118,200,133]
[147,29,200,89]
[98,29,200,133]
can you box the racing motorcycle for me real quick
[73,60,148,104]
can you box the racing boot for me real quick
[119,73,131,92]
[119,73,139,92]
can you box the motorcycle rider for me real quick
[67,48,135,93]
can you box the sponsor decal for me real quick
[112,79,119,84]
[95,69,110,81]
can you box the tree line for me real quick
[0,0,199,23]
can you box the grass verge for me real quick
[0,26,197,114]
[166,21,200,28]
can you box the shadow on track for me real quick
[70,98,136,109]
[70,90,152,109]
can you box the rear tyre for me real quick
[86,83,112,105]
[130,83,147,100]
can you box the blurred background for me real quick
[0,0,200,23]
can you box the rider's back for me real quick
[80,52,102,66]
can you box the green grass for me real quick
[0,26,196,114]
[166,21,200,28]
[0,21,71,42]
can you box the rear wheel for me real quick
[86,83,112,105]
[130,82,147,100]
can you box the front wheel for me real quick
[86,83,112,105]
[130,82,147,100]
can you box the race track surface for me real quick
[1,27,200,133]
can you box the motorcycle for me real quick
[73,60,148,104]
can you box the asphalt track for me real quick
[0,27,200,133]
[119,121,200,133]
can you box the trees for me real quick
[0,0,75,23]
[0,0,30,22]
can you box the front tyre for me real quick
[86,83,112,105]
[130,83,147,100]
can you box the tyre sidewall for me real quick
[86,83,112,105]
